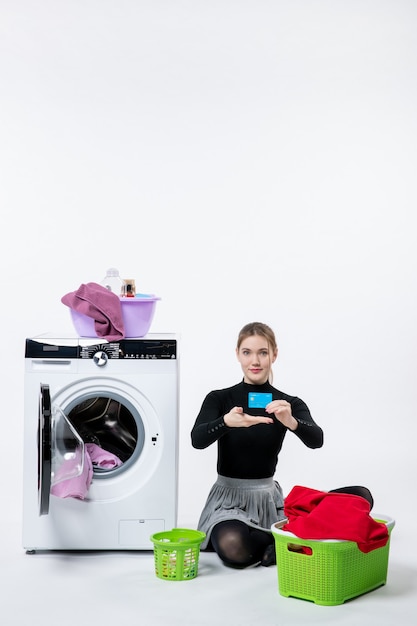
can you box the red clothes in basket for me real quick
[283,485,389,553]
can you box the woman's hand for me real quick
[265,400,298,431]
[224,406,274,428]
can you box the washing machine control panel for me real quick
[81,340,177,361]
[118,339,177,360]
[26,337,177,360]
[81,343,120,361]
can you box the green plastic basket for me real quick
[271,515,395,605]
[150,528,206,581]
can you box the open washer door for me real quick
[38,384,85,516]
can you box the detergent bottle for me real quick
[101,268,126,296]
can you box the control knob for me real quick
[93,350,109,367]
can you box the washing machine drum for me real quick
[67,397,137,463]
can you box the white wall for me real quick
[1,1,416,539]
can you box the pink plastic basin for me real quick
[69,297,160,338]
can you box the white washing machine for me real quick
[22,333,179,552]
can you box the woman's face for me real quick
[236,334,277,385]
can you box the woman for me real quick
[191,321,372,569]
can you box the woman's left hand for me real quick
[265,400,298,431]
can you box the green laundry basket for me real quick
[150,528,206,581]
[271,514,395,605]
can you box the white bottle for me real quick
[101,268,126,296]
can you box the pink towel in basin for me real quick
[61,282,125,341]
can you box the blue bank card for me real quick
[248,392,272,409]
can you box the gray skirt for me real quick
[197,475,286,550]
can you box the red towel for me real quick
[61,282,125,341]
[283,485,389,553]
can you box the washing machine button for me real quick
[93,350,109,367]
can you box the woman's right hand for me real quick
[224,406,274,428]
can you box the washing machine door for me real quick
[38,384,85,516]
[38,384,52,515]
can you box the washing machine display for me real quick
[23,334,179,552]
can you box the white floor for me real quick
[2,517,416,626]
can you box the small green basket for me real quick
[271,514,395,605]
[150,528,206,581]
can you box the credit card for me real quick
[248,392,272,409]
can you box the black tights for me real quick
[210,520,273,569]
[209,485,373,569]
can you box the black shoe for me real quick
[261,544,276,567]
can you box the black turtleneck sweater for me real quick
[191,381,323,479]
